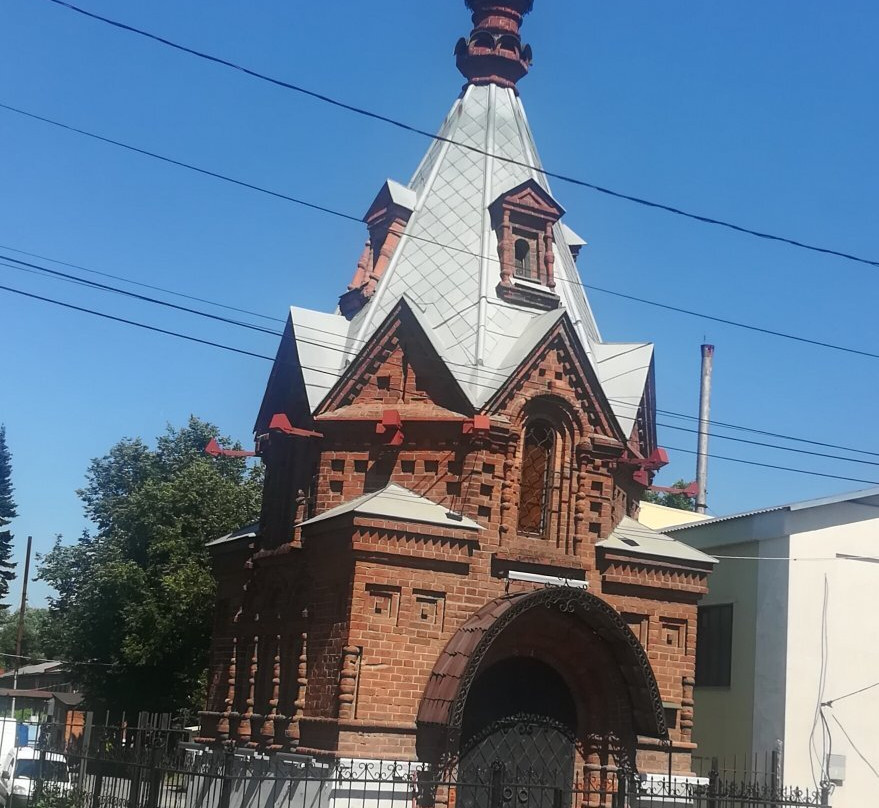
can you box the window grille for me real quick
[518,420,555,535]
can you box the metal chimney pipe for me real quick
[695,345,715,514]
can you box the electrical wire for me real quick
[43,0,879,271]
[7,235,879,465]
[6,248,879,478]
[3,280,879,488]
[828,713,879,781]
[4,99,879,366]
[708,555,879,562]
[8,249,879,476]
[657,409,879,460]
[655,421,879,469]
[823,680,879,707]
[0,283,276,362]
[0,254,281,337]
[661,445,877,486]
[808,576,831,791]
[0,242,284,324]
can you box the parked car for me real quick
[0,747,70,808]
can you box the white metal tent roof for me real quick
[597,516,716,564]
[274,82,654,436]
[299,483,482,532]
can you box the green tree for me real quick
[0,426,17,606]
[642,479,696,511]
[0,607,50,664]
[37,417,262,714]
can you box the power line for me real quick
[662,444,878,486]
[710,555,879,562]
[0,282,275,362]
[586,284,879,362]
[3,281,878,487]
[7,233,879,462]
[4,99,879,367]
[0,242,284,324]
[0,253,281,337]
[44,0,879,271]
[0,102,361,226]
[7,248,879,470]
[655,420,879,469]
[656,407,879,460]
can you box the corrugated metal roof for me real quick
[299,483,482,531]
[0,661,64,679]
[597,516,716,564]
[664,485,879,533]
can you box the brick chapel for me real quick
[199,0,715,788]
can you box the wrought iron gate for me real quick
[457,714,576,808]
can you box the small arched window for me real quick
[514,238,532,279]
[518,419,555,535]
[471,31,496,50]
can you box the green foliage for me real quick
[37,416,262,715]
[641,479,696,511]
[0,425,17,605]
[0,607,51,663]
[0,426,16,523]
[29,784,87,808]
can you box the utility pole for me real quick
[695,345,715,514]
[10,535,32,720]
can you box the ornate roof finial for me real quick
[455,1,534,91]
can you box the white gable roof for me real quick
[287,306,354,412]
[593,342,654,437]
[299,483,483,531]
[597,516,716,564]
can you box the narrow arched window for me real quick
[518,419,554,535]
[514,238,532,279]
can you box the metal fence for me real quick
[1,722,828,808]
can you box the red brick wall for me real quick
[202,312,711,773]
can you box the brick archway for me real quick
[416,587,668,764]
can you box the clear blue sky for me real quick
[2,0,878,606]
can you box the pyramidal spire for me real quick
[293,1,653,441]
[455,0,534,90]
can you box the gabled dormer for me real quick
[489,179,564,311]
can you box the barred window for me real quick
[517,420,555,535]
[695,603,733,687]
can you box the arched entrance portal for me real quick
[417,588,668,804]
[457,658,577,808]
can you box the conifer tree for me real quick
[0,426,17,605]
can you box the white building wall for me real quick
[691,541,760,760]
[783,505,879,808]
[751,535,789,758]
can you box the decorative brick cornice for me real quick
[599,552,711,600]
